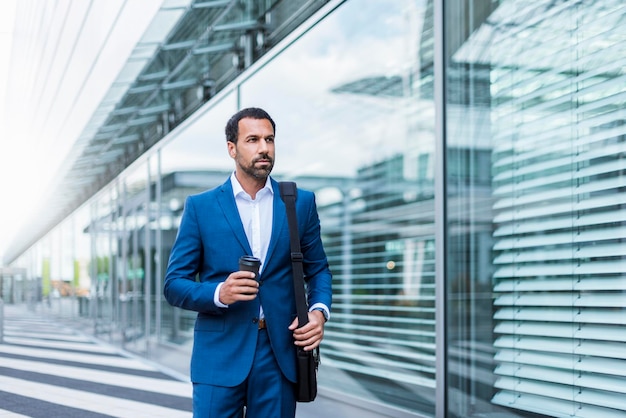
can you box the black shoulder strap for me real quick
[279,181,309,328]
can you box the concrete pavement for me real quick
[0,304,396,418]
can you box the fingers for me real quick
[293,325,324,351]
[219,271,259,305]
[288,317,298,331]
[292,311,325,351]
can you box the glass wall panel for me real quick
[59,219,77,316]
[90,187,117,339]
[158,93,237,345]
[119,162,149,351]
[446,1,626,417]
[241,0,436,415]
[40,235,52,307]
[72,205,92,318]
[146,156,159,342]
[15,237,42,307]
[50,227,64,299]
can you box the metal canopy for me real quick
[4,0,330,264]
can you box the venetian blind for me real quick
[319,161,438,404]
[490,1,626,417]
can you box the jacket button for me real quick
[252,318,259,324]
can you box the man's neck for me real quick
[235,171,267,200]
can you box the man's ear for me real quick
[227,141,236,158]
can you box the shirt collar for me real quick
[230,172,273,199]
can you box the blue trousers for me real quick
[192,329,296,418]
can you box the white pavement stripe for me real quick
[0,357,191,397]
[0,409,31,418]
[0,375,191,418]
[3,336,119,354]
[4,329,92,342]
[4,320,51,326]
[0,344,155,371]
[4,323,75,332]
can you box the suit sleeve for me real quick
[163,196,223,314]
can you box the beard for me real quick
[237,153,274,179]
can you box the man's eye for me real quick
[266,137,274,143]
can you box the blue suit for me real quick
[164,177,332,392]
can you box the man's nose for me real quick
[258,138,269,152]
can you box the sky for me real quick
[0,0,18,265]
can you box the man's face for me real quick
[228,117,275,180]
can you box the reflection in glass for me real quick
[242,0,437,414]
[89,189,117,338]
[158,94,237,344]
[447,1,626,417]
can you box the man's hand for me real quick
[289,310,325,351]
[219,271,258,305]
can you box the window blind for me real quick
[319,165,438,406]
[489,1,626,417]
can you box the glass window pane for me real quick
[242,0,437,415]
[446,1,626,417]
[158,93,237,345]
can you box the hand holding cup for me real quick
[239,255,261,280]
[218,256,261,304]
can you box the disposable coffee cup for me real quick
[239,255,261,280]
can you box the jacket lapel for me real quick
[265,179,287,265]
[216,179,252,254]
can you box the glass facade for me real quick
[5,1,625,417]
[446,1,626,417]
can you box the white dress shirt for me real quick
[232,172,274,270]
[214,173,272,310]
[214,173,330,321]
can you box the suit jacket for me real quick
[163,177,332,386]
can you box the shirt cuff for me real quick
[309,303,330,321]
[214,282,229,308]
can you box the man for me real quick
[164,107,332,417]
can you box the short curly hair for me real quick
[225,107,276,143]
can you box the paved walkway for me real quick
[0,304,395,418]
[0,304,192,417]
